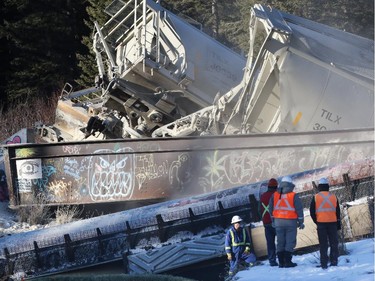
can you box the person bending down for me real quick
[225,215,256,276]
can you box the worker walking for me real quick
[309,178,341,269]
[259,178,279,266]
[225,215,256,277]
[269,176,304,268]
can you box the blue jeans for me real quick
[229,250,256,273]
[264,223,277,263]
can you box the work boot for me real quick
[247,262,254,267]
[330,258,338,266]
[225,272,234,281]
[284,251,297,267]
[277,252,285,268]
[269,260,278,267]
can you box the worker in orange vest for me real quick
[309,178,341,269]
[269,176,304,268]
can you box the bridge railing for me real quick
[1,193,256,278]
[2,174,374,279]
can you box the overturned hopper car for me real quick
[38,2,373,142]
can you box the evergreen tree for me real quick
[75,0,111,88]
[162,0,213,34]
[222,0,258,53]
[0,0,87,103]
[264,0,373,39]
[214,0,246,53]
[162,0,243,52]
[335,0,373,39]
[0,1,10,108]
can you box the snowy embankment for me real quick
[235,238,374,281]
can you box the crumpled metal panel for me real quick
[127,234,225,274]
[239,4,374,134]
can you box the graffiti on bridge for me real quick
[12,142,373,204]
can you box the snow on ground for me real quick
[0,202,51,236]
[0,200,374,281]
[235,238,374,281]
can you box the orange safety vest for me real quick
[315,191,337,222]
[273,192,297,219]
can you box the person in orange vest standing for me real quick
[269,176,304,268]
[259,178,279,266]
[309,177,341,269]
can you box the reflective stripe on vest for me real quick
[260,191,274,224]
[261,202,270,219]
[315,192,337,222]
[230,228,249,247]
[273,192,298,219]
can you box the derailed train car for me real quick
[53,1,373,141]
[87,0,246,139]
[153,4,374,137]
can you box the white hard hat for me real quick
[281,176,293,183]
[319,178,329,185]
[231,215,243,224]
